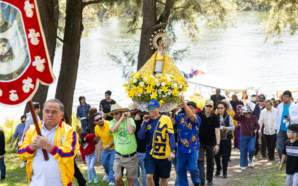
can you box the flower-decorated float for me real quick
[123,30,189,112]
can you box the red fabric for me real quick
[0,0,54,106]
[196,107,201,114]
[80,133,95,162]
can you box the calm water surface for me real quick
[1,11,298,123]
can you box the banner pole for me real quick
[28,100,49,161]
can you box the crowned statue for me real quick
[124,29,188,112]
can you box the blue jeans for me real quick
[177,150,201,186]
[240,135,256,167]
[276,130,288,160]
[86,153,97,180]
[101,149,116,183]
[81,122,88,132]
[133,152,146,186]
[0,156,5,177]
[171,151,179,186]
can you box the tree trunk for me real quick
[24,0,59,118]
[137,0,157,70]
[55,0,84,124]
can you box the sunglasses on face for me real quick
[217,107,224,110]
[287,131,298,135]
[148,107,156,111]
[206,105,213,108]
[259,100,264,102]
[21,120,26,123]
[95,117,102,122]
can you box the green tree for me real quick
[262,0,298,43]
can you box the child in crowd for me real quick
[0,128,5,180]
[279,124,298,186]
[79,129,98,184]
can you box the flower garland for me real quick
[124,72,188,105]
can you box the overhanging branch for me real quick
[151,23,168,30]
[127,28,141,33]
[82,0,101,8]
[57,36,65,44]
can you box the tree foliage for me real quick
[262,0,298,43]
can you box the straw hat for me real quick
[107,103,129,117]
[128,103,136,112]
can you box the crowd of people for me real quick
[0,89,298,186]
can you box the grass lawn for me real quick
[0,147,129,186]
[234,164,287,186]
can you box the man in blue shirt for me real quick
[276,91,298,160]
[10,115,27,168]
[77,96,91,131]
[138,100,175,186]
[171,95,201,186]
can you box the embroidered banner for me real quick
[0,0,54,106]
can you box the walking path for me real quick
[168,148,280,186]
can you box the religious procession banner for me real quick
[0,0,54,106]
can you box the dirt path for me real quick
[167,148,280,186]
[76,148,279,186]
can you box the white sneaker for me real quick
[20,162,26,168]
[103,174,109,181]
[108,182,115,185]
[138,178,140,182]
[250,160,255,167]
[241,167,247,171]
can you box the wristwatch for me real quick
[216,143,220,146]
[171,149,176,154]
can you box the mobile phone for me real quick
[284,115,288,118]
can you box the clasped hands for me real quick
[29,135,54,152]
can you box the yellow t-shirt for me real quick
[95,120,115,150]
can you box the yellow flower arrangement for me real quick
[124,72,188,103]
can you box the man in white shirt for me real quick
[259,100,277,161]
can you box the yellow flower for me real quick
[161,86,168,93]
[160,76,167,82]
[125,86,130,92]
[128,90,135,98]
[132,86,138,92]
[182,87,187,92]
[173,87,179,96]
[151,91,158,99]
[159,100,164,106]
[137,86,143,94]
[145,85,154,94]
[130,73,135,78]
[123,83,128,87]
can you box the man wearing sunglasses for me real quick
[93,113,115,185]
[252,95,266,157]
[138,100,175,186]
[197,100,220,185]
[10,115,27,168]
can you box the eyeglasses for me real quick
[21,121,26,123]
[95,117,102,122]
[148,107,156,111]
[217,107,224,110]
[259,100,264,102]
[206,105,213,108]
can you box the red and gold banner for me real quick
[0,0,54,106]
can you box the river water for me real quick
[1,11,298,124]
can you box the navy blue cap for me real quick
[147,100,160,108]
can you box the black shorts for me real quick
[145,153,171,179]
